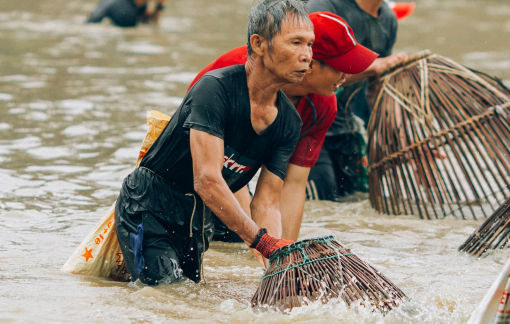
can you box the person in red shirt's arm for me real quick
[188,12,378,262]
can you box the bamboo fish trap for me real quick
[251,236,407,313]
[459,195,510,256]
[365,50,510,220]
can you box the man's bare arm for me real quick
[343,52,408,86]
[190,129,259,244]
[250,166,285,239]
[280,164,310,241]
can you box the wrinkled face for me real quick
[262,15,314,84]
[306,60,350,97]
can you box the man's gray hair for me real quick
[247,0,312,57]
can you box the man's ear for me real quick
[308,59,317,74]
[249,34,267,57]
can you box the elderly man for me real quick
[115,0,312,285]
[188,12,378,248]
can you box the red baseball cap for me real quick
[309,12,379,74]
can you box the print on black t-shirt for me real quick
[222,146,256,187]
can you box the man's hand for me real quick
[370,52,408,77]
[342,52,408,86]
[250,228,294,259]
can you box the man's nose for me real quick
[300,46,312,63]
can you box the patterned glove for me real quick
[250,228,294,259]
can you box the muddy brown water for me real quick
[0,0,510,323]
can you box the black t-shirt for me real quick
[308,0,398,135]
[140,64,302,193]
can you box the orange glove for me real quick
[250,228,294,259]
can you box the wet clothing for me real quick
[87,0,146,27]
[307,0,398,201]
[213,217,244,243]
[116,64,301,284]
[188,45,336,242]
[115,167,211,284]
[143,64,301,192]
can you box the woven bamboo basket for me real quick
[459,195,510,256]
[364,50,510,220]
[251,236,407,313]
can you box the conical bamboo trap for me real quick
[364,50,510,220]
[251,236,407,313]
[459,195,510,256]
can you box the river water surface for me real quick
[1,0,510,323]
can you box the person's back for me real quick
[87,0,165,27]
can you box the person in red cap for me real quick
[188,12,378,252]
[306,0,408,201]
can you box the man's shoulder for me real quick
[204,64,245,80]
[214,45,249,67]
[188,46,248,91]
[193,64,246,93]
[186,64,247,102]
[202,46,248,78]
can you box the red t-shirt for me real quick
[188,45,336,168]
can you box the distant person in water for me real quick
[87,0,166,27]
